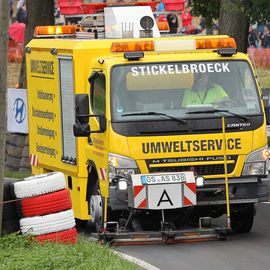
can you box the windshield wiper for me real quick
[121,111,186,124]
[186,109,249,122]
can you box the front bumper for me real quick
[197,177,270,205]
[109,176,270,210]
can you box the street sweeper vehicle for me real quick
[26,6,270,244]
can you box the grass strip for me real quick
[4,170,31,179]
[0,233,138,270]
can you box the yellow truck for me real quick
[26,7,270,243]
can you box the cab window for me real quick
[91,73,106,115]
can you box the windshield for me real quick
[111,61,262,121]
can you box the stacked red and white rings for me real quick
[14,172,77,244]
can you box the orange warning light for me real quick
[196,38,237,50]
[34,25,76,36]
[111,41,155,53]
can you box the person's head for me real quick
[193,73,210,90]
[264,25,270,34]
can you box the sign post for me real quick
[222,116,231,230]
[0,0,10,236]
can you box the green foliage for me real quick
[191,0,270,27]
[4,170,31,179]
[240,0,270,23]
[190,0,220,27]
[0,234,137,270]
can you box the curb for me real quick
[113,250,160,270]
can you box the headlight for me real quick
[242,147,269,176]
[118,179,128,191]
[196,176,204,187]
[108,153,139,182]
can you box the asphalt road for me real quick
[115,203,270,270]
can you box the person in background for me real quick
[16,0,25,12]
[211,23,219,35]
[248,26,259,48]
[156,0,165,13]
[54,0,65,25]
[10,0,13,18]
[259,25,270,48]
[16,3,27,24]
[167,13,178,34]
[199,17,206,33]
[181,8,193,27]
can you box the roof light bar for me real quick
[196,38,237,50]
[111,41,154,53]
[154,39,196,52]
[34,25,76,37]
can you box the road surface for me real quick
[115,203,270,270]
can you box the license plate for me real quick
[130,172,197,210]
[141,173,188,185]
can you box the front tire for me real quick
[75,218,88,229]
[231,203,254,233]
[90,195,103,225]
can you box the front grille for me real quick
[148,164,235,175]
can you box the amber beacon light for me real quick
[34,25,76,37]
[111,41,155,53]
[196,38,237,50]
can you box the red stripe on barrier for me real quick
[134,185,144,197]
[138,198,147,208]
[185,183,196,193]
[184,196,193,206]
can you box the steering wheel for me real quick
[214,97,239,107]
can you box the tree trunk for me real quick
[0,0,10,236]
[19,0,55,88]
[219,0,249,53]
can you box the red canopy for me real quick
[9,22,25,43]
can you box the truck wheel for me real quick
[231,203,254,233]
[14,172,66,199]
[20,209,76,236]
[75,218,88,229]
[89,195,103,230]
[87,168,104,231]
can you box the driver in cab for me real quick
[181,73,228,107]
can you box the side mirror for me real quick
[99,115,106,132]
[73,123,90,137]
[75,94,89,124]
[73,93,107,137]
[73,94,90,137]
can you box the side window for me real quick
[92,73,106,115]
